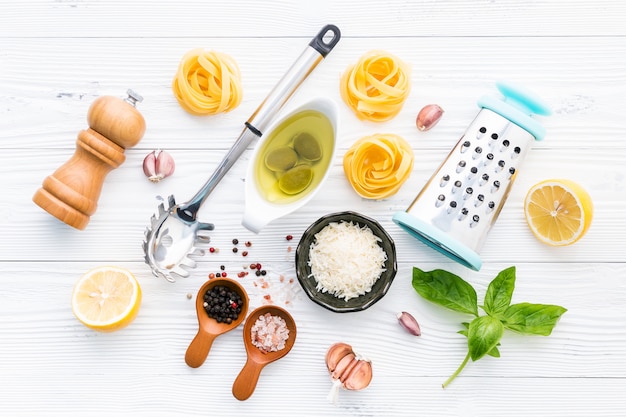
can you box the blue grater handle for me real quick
[477,81,552,141]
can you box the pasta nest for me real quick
[172,49,243,115]
[340,50,411,122]
[343,133,414,199]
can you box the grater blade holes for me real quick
[469,215,480,228]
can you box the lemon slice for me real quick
[71,266,142,332]
[524,179,593,246]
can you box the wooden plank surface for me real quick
[1,1,625,416]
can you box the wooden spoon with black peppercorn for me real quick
[185,278,249,368]
[232,305,297,400]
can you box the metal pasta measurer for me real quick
[393,81,551,270]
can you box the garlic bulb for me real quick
[325,342,373,403]
[143,150,175,183]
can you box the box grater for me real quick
[393,81,551,270]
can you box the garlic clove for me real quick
[331,352,356,380]
[143,150,157,178]
[143,150,175,183]
[155,150,175,180]
[325,342,354,372]
[397,311,421,336]
[342,359,373,390]
[336,353,359,383]
[416,104,444,131]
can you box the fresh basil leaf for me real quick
[468,316,504,361]
[412,267,478,316]
[483,266,516,317]
[458,322,470,337]
[487,345,501,358]
[502,303,567,336]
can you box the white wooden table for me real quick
[1,1,625,416]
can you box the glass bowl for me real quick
[295,211,397,313]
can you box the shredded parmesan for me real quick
[308,221,387,301]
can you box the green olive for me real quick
[293,132,322,162]
[264,146,298,172]
[278,165,313,195]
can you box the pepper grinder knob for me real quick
[33,90,146,230]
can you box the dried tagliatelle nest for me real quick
[340,50,411,122]
[343,133,414,199]
[172,48,243,115]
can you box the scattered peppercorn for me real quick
[286,234,293,241]
[209,247,216,253]
[237,271,246,278]
[209,273,215,279]
[232,247,238,253]
[261,270,267,276]
[232,238,239,245]
[202,285,244,324]
[216,272,221,278]
[245,241,252,247]
[250,263,257,270]
[220,265,225,270]
[242,251,248,257]
[186,293,193,299]
[222,272,227,277]
[255,270,261,276]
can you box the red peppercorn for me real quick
[209,273,215,279]
[256,263,262,270]
[237,271,245,278]
[286,234,293,241]
[222,272,227,277]
[209,247,216,253]
[245,241,252,247]
[250,263,257,270]
[242,251,248,257]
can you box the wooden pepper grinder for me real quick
[33,89,146,230]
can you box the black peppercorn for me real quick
[202,285,244,323]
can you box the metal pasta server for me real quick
[144,24,341,282]
[393,81,551,271]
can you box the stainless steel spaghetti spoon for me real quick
[143,24,340,282]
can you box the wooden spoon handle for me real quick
[184,330,216,368]
[232,359,265,401]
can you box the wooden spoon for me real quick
[232,305,297,401]
[185,278,249,368]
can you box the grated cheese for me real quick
[308,221,387,301]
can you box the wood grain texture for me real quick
[1,0,625,416]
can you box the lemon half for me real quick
[71,266,142,332]
[524,179,593,246]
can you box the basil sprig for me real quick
[412,266,567,388]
